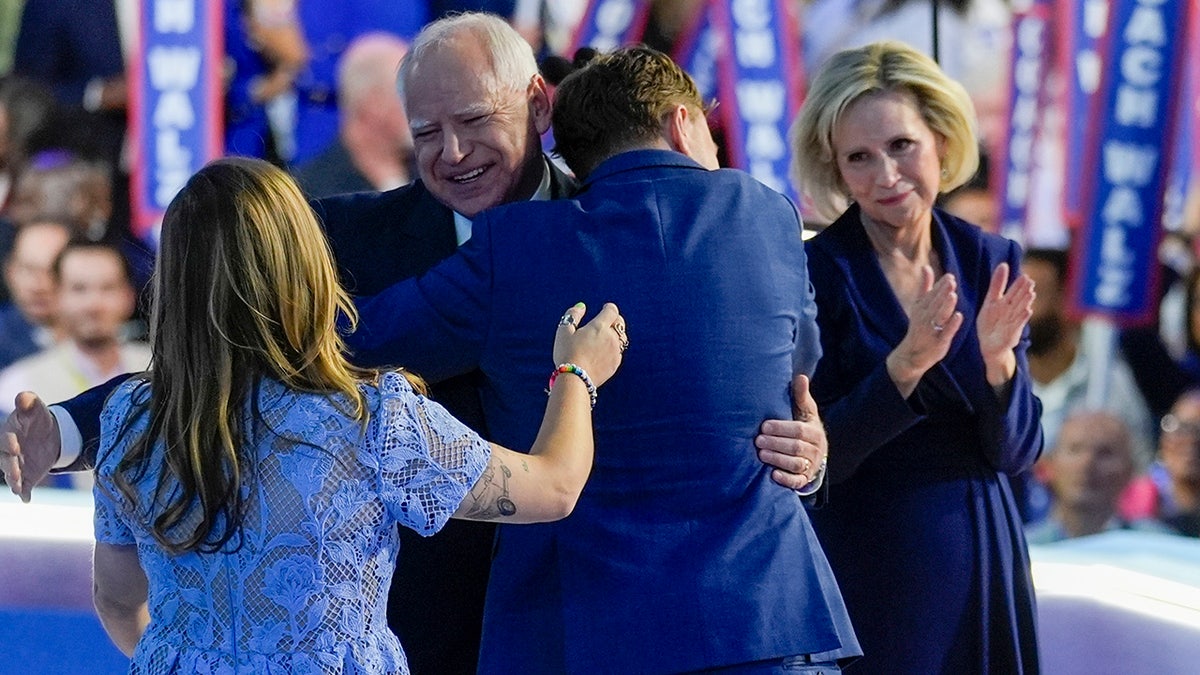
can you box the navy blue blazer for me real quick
[351,150,860,674]
[804,204,1042,673]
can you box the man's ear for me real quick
[665,104,694,155]
[529,74,552,135]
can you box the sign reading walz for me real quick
[131,0,223,247]
[1070,0,1195,325]
[573,0,804,208]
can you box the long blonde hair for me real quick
[113,157,381,554]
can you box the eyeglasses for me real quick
[1160,414,1200,437]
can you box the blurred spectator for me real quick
[0,0,22,74]
[290,1,429,166]
[1122,390,1200,537]
[12,0,131,233]
[0,218,70,369]
[0,240,147,421]
[0,74,58,303]
[801,0,1012,156]
[1026,410,1167,544]
[939,147,996,234]
[225,0,310,161]
[3,149,152,305]
[1116,249,1198,424]
[12,0,127,161]
[1024,248,1154,461]
[1015,247,1154,524]
[0,74,56,213]
[4,150,110,236]
[293,32,413,198]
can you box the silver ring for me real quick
[559,312,576,327]
[931,321,944,332]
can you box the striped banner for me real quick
[1059,0,1110,228]
[673,1,721,104]
[1162,1,1199,231]
[568,0,651,55]
[130,0,224,247]
[1069,0,1194,323]
[711,0,805,205]
[993,0,1053,245]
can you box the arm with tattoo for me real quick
[450,303,625,524]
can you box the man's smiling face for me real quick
[404,36,550,218]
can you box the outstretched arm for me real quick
[454,302,626,523]
[2,393,60,502]
[2,375,130,502]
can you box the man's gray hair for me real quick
[397,12,538,107]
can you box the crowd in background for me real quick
[1,0,1199,545]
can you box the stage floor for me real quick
[5,489,1200,673]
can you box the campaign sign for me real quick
[569,0,651,55]
[711,0,804,205]
[1162,3,1199,230]
[1060,0,1110,227]
[1070,0,1193,324]
[674,1,722,104]
[994,0,1051,245]
[130,0,224,246]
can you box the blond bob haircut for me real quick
[789,40,979,223]
[110,157,383,554]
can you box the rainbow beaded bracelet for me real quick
[546,363,597,409]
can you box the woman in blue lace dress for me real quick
[90,157,626,674]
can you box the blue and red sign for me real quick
[710,0,804,205]
[994,0,1052,245]
[571,0,804,207]
[1070,0,1195,324]
[1059,0,1110,227]
[130,0,224,246]
[569,0,651,55]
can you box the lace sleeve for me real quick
[93,381,145,545]
[371,372,491,536]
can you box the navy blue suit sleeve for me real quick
[55,374,132,472]
[820,359,927,485]
[973,241,1043,475]
[346,217,494,382]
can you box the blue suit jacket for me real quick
[803,204,1042,673]
[351,150,860,674]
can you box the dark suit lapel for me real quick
[820,204,911,347]
[401,181,459,260]
[920,210,977,411]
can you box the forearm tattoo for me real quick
[461,456,519,519]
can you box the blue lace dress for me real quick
[93,371,491,674]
